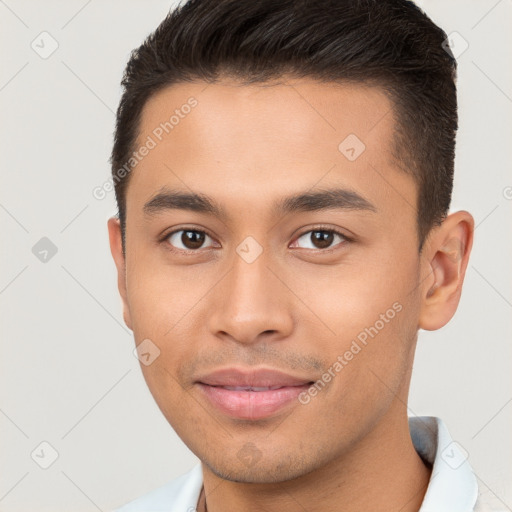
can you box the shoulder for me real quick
[112,463,203,512]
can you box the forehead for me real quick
[127,77,415,225]
[138,77,395,154]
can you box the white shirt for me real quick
[113,416,504,512]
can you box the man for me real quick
[107,0,496,510]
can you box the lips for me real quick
[197,367,312,388]
[195,367,314,420]
[218,385,284,391]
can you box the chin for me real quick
[203,454,317,484]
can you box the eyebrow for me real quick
[143,186,377,220]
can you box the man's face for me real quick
[112,78,426,482]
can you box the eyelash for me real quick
[159,225,353,255]
[292,226,353,252]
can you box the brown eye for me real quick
[293,229,347,250]
[166,230,213,251]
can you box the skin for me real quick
[108,77,474,512]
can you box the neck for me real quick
[199,404,432,512]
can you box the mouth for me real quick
[195,367,315,420]
[213,385,292,391]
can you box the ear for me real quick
[107,216,133,331]
[418,210,474,331]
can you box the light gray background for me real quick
[1,1,511,510]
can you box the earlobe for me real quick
[418,211,474,331]
[107,216,133,331]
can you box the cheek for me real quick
[296,251,420,402]
[299,299,418,451]
[125,257,211,339]
[288,250,418,345]
[125,262,209,406]
[138,359,209,455]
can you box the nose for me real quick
[206,246,294,345]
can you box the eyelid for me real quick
[290,225,353,250]
[160,224,354,254]
[160,226,218,253]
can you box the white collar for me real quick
[411,416,478,511]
